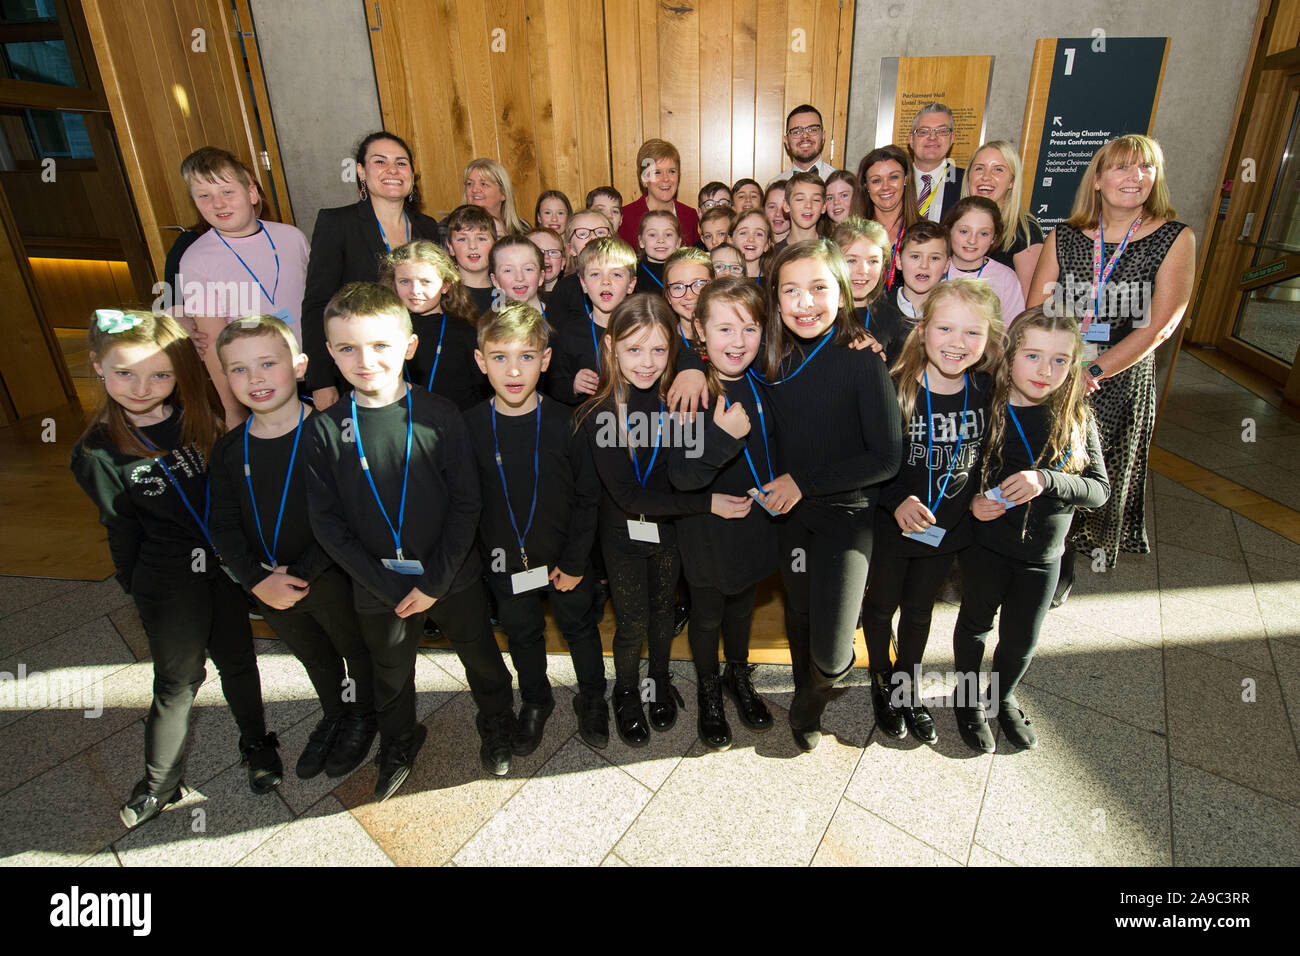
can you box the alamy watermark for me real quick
[889,666,1000,715]
[1041,276,1153,325]
[592,405,703,459]
[0,664,104,718]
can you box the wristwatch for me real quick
[1087,362,1104,380]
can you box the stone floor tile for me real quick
[237,795,394,867]
[1170,759,1300,866]
[0,576,87,619]
[0,616,135,731]
[0,576,133,659]
[813,798,962,866]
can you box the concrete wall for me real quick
[248,0,383,237]
[845,0,1261,241]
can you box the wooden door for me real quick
[368,0,855,219]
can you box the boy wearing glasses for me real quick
[771,105,835,185]
[908,102,966,223]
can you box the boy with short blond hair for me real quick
[547,236,638,405]
[467,303,608,751]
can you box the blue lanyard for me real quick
[921,370,967,513]
[490,397,542,568]
[641,263,665,290]
[946,259,986,280]
[375,210,410,252]
[584,299,602,372]
[747,330,831,386]
[678,325,692,348]
[630,400,664,486]
[722,376,774,487]
[860,306,871,331]
[423,314,447,391]
[242,403,305,567]
[351,387,414,560]
[1006,403,1069,472]
[215,220,279,305]
[135,428,214,550]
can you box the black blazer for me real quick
[300,200,443,391]
[936,165,965,223]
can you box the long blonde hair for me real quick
[891,278,1003,424]
[464,158,530,235]
[961,140,1035,255]
[982,305,1092,489]
[83,310,224,459]
[1065,135,1177,230]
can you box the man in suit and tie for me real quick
[908,103,965,223]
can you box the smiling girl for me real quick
[941,197,1025,322]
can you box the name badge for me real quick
[903,524,947,546]
[382,557,425,575]
[511,565,550,594]
[270,307,295,326]
[1084,322,1111,343]
[259,562,276,572]
[627,518,660,543]
[747,487,782,517]
[984,488,1018,510]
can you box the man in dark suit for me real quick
[908,103,966,224]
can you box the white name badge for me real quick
[985,488,1018,510]
[903,524,947,547]
[1084,322,1111,343]
[748,487,782,516]
[627,518,660,543]
[511,565,550,594]
[382,557,425,575]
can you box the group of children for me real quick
[69,143,1109,830]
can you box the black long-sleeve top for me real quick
[300,201,443,391]
[856,297,909,365]
[668,377,780,592]
[70,407,216,594]
[546,312,605,406]
[546,272,587,334]
[466,284,495,318]
[636,258,666,295]
[209,409,335,594]
[875,372,992,557]
[761,337,902,508]
[580,385,711,546]
[975,403,1110,563]
[465,397,599,578]
[406,310,490,411]
[305,385,481,613]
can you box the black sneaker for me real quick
[721,662,773,731]
[573,692,610,749]
[325,712,378,778]
[476,711,515,776]
[239,732,283,794]
[119,779,183,829]
[296,715,342,779]
[374,723,427,803]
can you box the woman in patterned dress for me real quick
[1027,134,1196,603]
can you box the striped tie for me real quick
[919,173,932,210]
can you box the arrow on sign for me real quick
[1038,204,1048,214]
[1052,116,1063,127]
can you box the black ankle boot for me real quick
[696,674,732,751]
[646,673,684,731]
[870,670,906,738]
[721,662,772,731]
[612,684,650,747]
[238,732,283,794]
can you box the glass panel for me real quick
[1235,272,1300,363]
[0,0,56,24]
[0,107,92,162]
[1,39,75,85]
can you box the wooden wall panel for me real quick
[29,258,135,330]
[369,0,854,219]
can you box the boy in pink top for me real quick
[177,146,310,425]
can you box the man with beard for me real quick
[769,105,837,185]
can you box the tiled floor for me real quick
[2,351,1298,867]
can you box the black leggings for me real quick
[778,500,873,688]
[863,546,956,676]
[952,543,1059,703]
[489,569,607,704]
[602,529,679,688]
[687,583,757,677]
[133,571,267,797]
[258,567,373,719]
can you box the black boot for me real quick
[696,675,732,751]
[870,670,906,738]
[239,732,283,794]
[646,672,684,731]
[612,684,650,747]
[721,662,772,731]
[296,715,341,779]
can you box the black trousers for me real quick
[778,501,873,688]
[133,571,267,797]
[357,579,513,745]
[602,529,679,688]
[258,566,373,719]
[863,546,957,678]
[687,583,757,677]
[488,568,606,704]
[952,543,1059,703]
